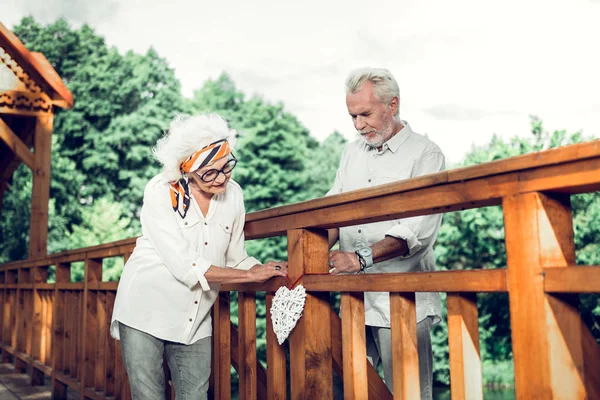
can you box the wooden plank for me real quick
[287,228,333,400]
[447,293,483,400]
[54,370,82,390]
[53,263,69,374]
[88,281,119,291]
[0,117,35,170]
[81,258,102,390]
[53,289,66,373]
[47,291,53,366]
[266,292,286,400]
[31,287,43,363]
[389,292,420,399]
[503,192,590,398]
[246,140,600,224]
[229,323,268,400]
[95,291,107,392]
[56,282,84,290]
[0,238,137,271]
[51,377,68,399]
[221,277,287,292]
[105,291,116,396]
[1,289,11,347]
[544,266,600,293]
[303,269,507,293]
[244,157,600,239]
[29,114,53,258]
[63,291,73,376]
[330,310,392,400]
[211,292,231,400]
[40,290,48,364]
[340,292,368,400]
[237,291,257,400]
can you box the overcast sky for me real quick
[4,0,600,163]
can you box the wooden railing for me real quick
[1,140,600,399]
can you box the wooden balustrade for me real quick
[0,140,599,399]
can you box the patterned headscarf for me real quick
[169,139,232,219]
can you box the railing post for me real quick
[15,267,31,373]
[31,265,48,385]
[266,291,287,400]
[287,228,332,400]
[237,291,257,400]
[447,292,483,399]
[3,270,16,364]
[211,292,231,400]
[389,292,420,399]
[81,257,102,396]
[340,292,368,399]
[52,262,70,399]
[503,192,596,398]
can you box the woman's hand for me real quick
[248,260,288,283]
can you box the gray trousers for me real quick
[368,317,433,399]
[334,317,433,400]
[119,323,211,400]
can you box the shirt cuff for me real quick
[385,224,422,257]
[233,256,261,271]
[181,258,212,291]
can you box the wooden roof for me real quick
[0,21,74,109]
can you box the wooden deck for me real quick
[0,362,77,400]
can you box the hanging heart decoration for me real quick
[270,285,307,345]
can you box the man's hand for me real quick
[328,250,360,275]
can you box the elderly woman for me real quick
[110,114,287,400]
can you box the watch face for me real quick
[359,247,372,257]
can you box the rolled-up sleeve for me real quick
[385,151,445,257]
[140,183,213,290]
[225,195,261,271]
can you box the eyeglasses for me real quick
[196,155,237,183]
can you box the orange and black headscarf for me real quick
[169,139,232,219]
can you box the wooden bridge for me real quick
[0,140,599,399]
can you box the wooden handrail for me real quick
[1,140,600,399]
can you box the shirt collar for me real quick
[367,120,412,154]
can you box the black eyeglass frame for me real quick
[195,154,237,183]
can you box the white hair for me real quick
[345,68,400,116]
[153,113,237,182]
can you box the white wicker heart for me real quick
[270,285,307,345]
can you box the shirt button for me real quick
[204,222,207,225]
[204,242,208,245]
[358,229,362,233]
[368,179,371,183]
[192,263,196,266]
[225,226,229,230]
[184,222,188,225]
[189,318,192,322]
[194,301,198,304]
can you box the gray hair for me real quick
[153,113,237,182]
[345,68,400,116]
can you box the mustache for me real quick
[358,130,377,135]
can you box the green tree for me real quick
[2,17,185,261]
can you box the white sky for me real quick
[4,0,600,163]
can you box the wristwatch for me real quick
[355,246,373,272]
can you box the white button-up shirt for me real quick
[110,175,259,344]
[328,121,444,327]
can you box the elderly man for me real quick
[327,68,444,399]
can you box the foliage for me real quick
[2,17,185,262]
